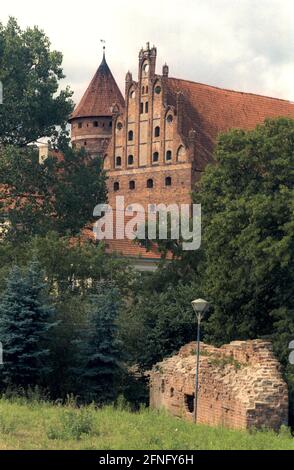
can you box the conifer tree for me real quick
[72,285,123,404]
[0,259,57,389]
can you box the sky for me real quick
[1,0,294,106]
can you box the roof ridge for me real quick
[168,76,294,105]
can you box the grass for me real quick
[0,398,293,450]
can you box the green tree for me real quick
[0,142,107,240]
[72,285,123,404]
[0,17,73,146]
[0,259,57,389]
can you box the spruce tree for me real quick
[72,285,123,404]
[0,259,56,389]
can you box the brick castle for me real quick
[70,43,294,268]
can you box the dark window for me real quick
[146,86,149,94]
[109,121,112,128]
[140,103,144,114]
[155,85,162,94]
[93,121,98,127]
[128,130,134,141]
[116,156,122,167]
[145,102,149,113]
[152,152,159,163]
[128,155,134,165]
[147,179,154,189]
[142,86,145,94]
[113,182,120,192]
[167,114,173,123]
[184,394,195,414]
[129,180,135,190]
[166,150,172,161]
[78,122,83,129]
[84,141,87,146]
[117,122,123,130]
[165,176,172,186]
[170,388,174,398]
[154,126,160,138]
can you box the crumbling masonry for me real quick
[149,340,288,430]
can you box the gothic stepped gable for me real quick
[149,340,288,430]
[70,54,124,120]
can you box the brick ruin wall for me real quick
[149,340,288,430]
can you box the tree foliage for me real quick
[0,17,73,146]
[0,259,57,389]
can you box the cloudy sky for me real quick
[1,0,294,105]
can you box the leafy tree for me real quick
[0,17,73,146]
[0,142,107,240]
[0,259,57,389]
[72,285,123,404]
[195,118,294,346]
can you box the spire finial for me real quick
[100,39,106,59]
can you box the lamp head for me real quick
[191,299,210,321]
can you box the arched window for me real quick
[128,155,134,165]
[117,122,123,130]
[113,182,120,192]
[152,152,159,163]
[147,179,154,189]
[142,86,145,95]
[155,85,162,95]
[146,86,149,94]
[129,180,135,190]
[128,130,134,141]
[140,103,144,114]
[166,150,172,161]
[167,114,173,124]
[145,102,149,113]
[116,156,122,167]
[165,176,172,186]
[130,89,136,99]
[154,126,160,138]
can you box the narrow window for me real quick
[167,114,173,123]
[147,179,154,189]
[93,121,98,127]
[109,121,112,128]
[166,150,172,161]
[161,380,165,393]
[154,126,160,138]
[142,86,145,95]
[84,141,87,146]
[128,155,134,165]
[78,122,83,129]
[113,182,120,192]
[146,86,149,94]
[128,130,134,141]
[170,388,174,398]
[145,102,149,113]
[184,394,195,414]
[165,176,172,186]
[140,103,144,114]
[152,152,159,163]
[116,156,122,167]
[129,180,135,190]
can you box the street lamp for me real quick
[191,299,210,424]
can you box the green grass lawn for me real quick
[0,398,293,450]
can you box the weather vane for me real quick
[100,39,106,55]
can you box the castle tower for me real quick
[69,50,124,157]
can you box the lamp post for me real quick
[191,299,210,424]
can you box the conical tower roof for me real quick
[70,53,124,120]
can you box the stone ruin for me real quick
[149,340,288,430]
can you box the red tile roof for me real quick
[166,78,294,161]
[69,54,125,120]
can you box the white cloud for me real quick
[1,0,294,104]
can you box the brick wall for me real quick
[149,340,288,430]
